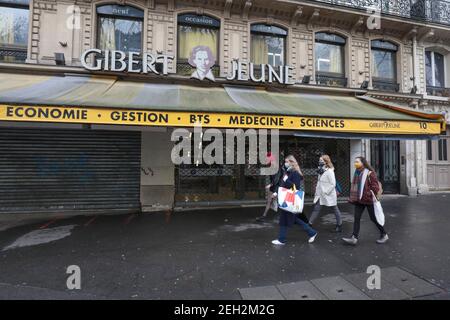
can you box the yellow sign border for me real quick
[0,104,442,135]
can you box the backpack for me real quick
[368,172,383,200]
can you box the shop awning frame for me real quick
[0,72,446,138]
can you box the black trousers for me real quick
[352,203,386,238]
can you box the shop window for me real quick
[250,24,287,67]
[438,138,448,161]
[0,0,29,63]
[371,40,399,92]
[426,51,447,96]
[315,32,347,87]
[96,4,143,53]
[177,13,220,78]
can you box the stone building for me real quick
[0,0,448,214]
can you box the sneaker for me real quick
[272,239,286,246]
[342,235,358,245]
[334,225,343,233]
[256,216,266,222]
[308,233,318,244]
[376,234,389,244]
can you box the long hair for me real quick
[285,155,303,176]
[321,154,334,169]
[356,156,375,172]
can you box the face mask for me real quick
[319,160,325,167]
[354,162,363,169]
[284,163,291,170]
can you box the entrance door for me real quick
[426,130,450,190]
[370,140,400,194]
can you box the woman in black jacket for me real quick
[272,155,318,245]
[256,153,284,222]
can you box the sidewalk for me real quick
[0,193,449,299]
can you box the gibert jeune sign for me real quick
[80,48,295,85]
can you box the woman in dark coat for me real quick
[256,152,284,222]
[272,155,318,245]
[342,156,388,246]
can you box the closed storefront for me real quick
[0,128,141,214]
[175,136,350,205]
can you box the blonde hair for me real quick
[285,155,303,176]
[321,154,334,169]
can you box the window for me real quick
[250,24,287,66]
[177,14,220,77]
[438,138,448,161]
[371,40,399,91]
[0,0,29,63]
[427,140,433,161]
[97,4,143,53]
[315,32,346,86]
[426,51,445,88]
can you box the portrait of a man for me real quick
[188,45,216,81]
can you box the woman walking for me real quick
[256,152,284,222]
[272,155,318,245]
[308,155,343,232]
[342,156,389,245]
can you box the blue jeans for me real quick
[278,217,317,243]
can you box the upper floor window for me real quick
[315,32,346,86]
[177,14,220,78]
[426,51,446,93]
[0,0,29,63]
[97,4,143,53]
[250,24,287,67]
[371,40,399,92]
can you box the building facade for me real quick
[0,0,449,214]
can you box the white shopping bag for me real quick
[277,185,305,214]
[371,191,385,226]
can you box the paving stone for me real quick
[310,276,371,300]
[277,281,328,300]
[381,267,443,298]
[344,272,411,300]
[239,285,285,300]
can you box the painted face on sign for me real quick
[193,50,209,73]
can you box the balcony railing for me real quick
[0,47,27,63]
[372,78,400,92]
[307,0,450,26]
[426,85,450,97]
[177,61,220,78]
[316,72,348,87]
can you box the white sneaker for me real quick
[271,239,285,246]
[308,233,318,244]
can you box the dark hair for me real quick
[355,156,375,172]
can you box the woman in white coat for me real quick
[308,155,343,232]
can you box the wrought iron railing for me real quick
[305,0,450,26]
[176,61,220,78]
[372,78,400,92]
[426,85,450,97]
[316,72,348,87]
[0,47,27,63]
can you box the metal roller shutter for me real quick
[0,128,141,214]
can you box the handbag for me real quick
[371,191,385,226]
[277,184,305,214]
